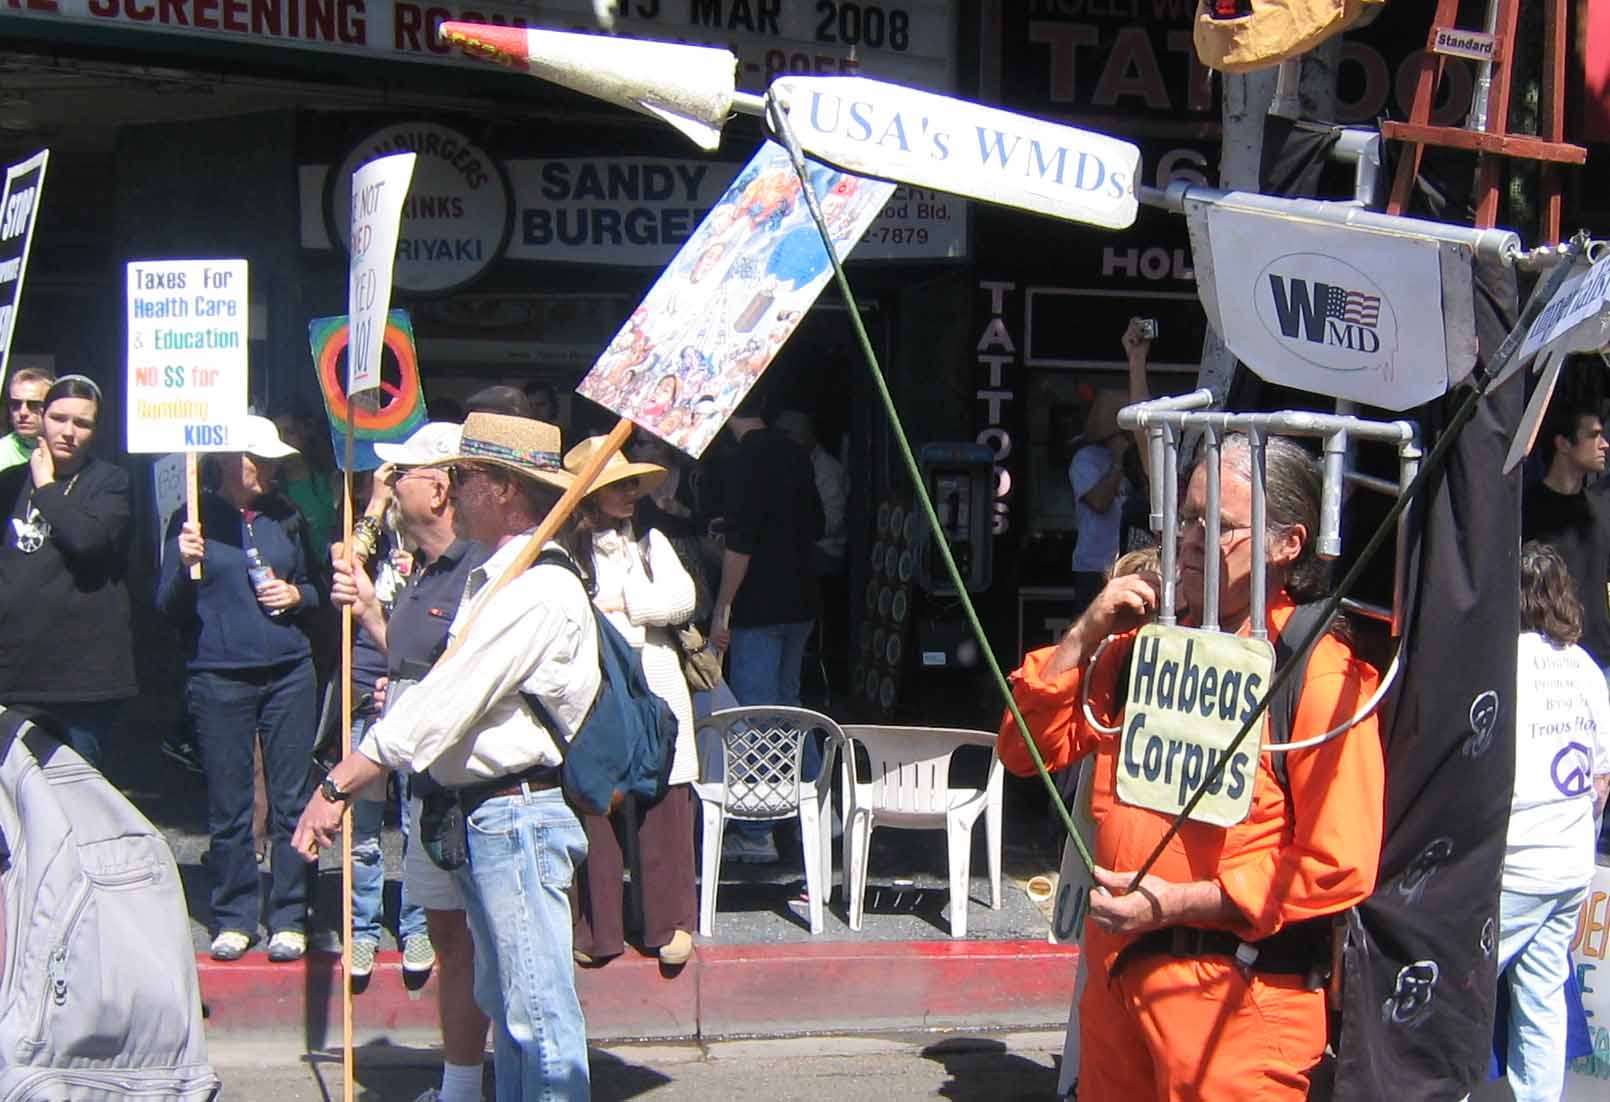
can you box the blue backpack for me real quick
[522,548,677,816]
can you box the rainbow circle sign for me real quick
[308,309,426,470]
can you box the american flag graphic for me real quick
[1323,284,1380,329]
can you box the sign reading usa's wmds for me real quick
[125,259,249,454]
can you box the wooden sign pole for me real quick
[185,452,202,580]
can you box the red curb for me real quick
[197,941,1078,1046]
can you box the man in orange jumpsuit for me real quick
[1001,435,1385,1102]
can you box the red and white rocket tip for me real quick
[437,23,738,152]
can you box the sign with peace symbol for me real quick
[1550,741,1592,799]
[308,309,427,471]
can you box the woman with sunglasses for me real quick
[560,435,699,967]
[0,374,135,768]
[156,416,323,964]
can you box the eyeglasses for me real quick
[8,399,43,413]
[447,463,493,486]
[385,468,437,487]
[1176,512,1254,543]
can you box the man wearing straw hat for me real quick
[294,412,598,1101]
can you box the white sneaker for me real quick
[723,832,779,864]
[403,933,437,974]
[411,1092,442,1102]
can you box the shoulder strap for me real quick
[1266,602,1332,795]
[520,547,598,756]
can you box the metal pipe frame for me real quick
[1118,397,1422,643]
[1136,181,1522,266]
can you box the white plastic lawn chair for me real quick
[839,725,1003,938]
[692,706,844,936]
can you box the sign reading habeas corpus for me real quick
[769,76,1141,231]
[125,259,249,453]
[1114,625,1276,828]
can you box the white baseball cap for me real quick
[373,421,463,467]
[239,415,298,460]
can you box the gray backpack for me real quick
[0,707,218,1101]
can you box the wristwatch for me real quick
[319,776,353,804]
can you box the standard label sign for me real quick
[347,152,415,396]
[126,259,249,453]
[0,150,48,388]
[1432,27,1497,62]
[1114,625,1274,828]
[772,76,1140,231]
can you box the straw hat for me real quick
[564,435,667,497]
[427,412,573,493]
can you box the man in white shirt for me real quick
[777,409,848,572]
[294,412,599,1101]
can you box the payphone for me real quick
[916,442,994,595]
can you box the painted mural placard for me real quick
[308,309,428,471]
[346,152,416,395]
[0,150,48,389]
[1202,205,1455,411]
[771,75,1140,230]
[1567,857,1610,1098]
[577,141,894,458]
[125,259,249,453]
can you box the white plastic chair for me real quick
[839,725,1003,938]
[692,706,844,936]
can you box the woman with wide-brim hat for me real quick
[560,434,700,967]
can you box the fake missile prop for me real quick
[767,76,1142,231]
[1503,251,1610,471]
[437,23,737,152]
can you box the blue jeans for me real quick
[455,787,590,1102]
[189,658,317,936]
[350,719,426,946]
[39,699,123,770]
[727,621,818,839]
[1497,883,1590,1102]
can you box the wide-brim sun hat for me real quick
[373,421,462,467]
[564,435,667,498]
[426,412,574,493]
[240,415,298,460]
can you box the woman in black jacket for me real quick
[156,415,322,963]
[0,374,135,767]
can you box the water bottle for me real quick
[245,548,286,618]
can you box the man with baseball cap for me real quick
[329,421,493,1102]
[296,412,597,1101]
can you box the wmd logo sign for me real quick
[1253,254,1397,373]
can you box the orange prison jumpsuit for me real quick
[1001,596,1385,1102]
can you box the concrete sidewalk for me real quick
[111,700,1079,1046]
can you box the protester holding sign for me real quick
[156,415,322,964]
[1499,542,1610,1102]
[0,374,134,768]
[998,435,1385,1102]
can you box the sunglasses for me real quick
[447,463,495,486]
[8,399,43,413]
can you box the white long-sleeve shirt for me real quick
[590,525,698,784]
[359,532,601,787]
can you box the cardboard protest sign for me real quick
[308,310,426,471]
[1113,624,1276,828]
[578,141,895,457]
[125,259,249,453]
[770,76,1141,231]
[346,152,415,398]
[0,150,48,388]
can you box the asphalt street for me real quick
[209,1031,1067,1101]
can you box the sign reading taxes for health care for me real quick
[1115,625,1275,828]
[125,259,249,454]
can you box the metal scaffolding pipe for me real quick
[1201,427,1223,631]
[1136,181,1522,266]
[1158,424,1181,628]
[1319,431,1347,558]
[1119,404,1417,447]
[1248,427,1269,642]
